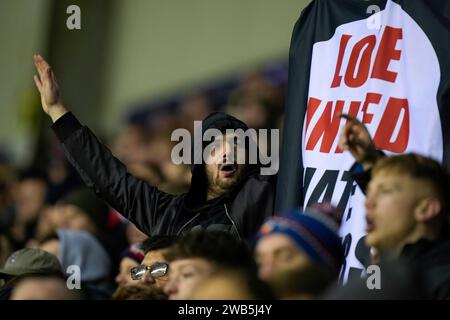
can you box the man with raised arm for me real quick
[33,54,275,241]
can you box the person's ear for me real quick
[414,197,441,223]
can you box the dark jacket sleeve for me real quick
[349,163,371,194]
[349,150,386,194]
[52,112,175,235]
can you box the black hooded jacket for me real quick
[51,112,276,241]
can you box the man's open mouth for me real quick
[220,164,237,177]
[366,217,375,233]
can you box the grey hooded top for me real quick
[56,229,111,282]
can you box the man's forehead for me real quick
[370,169,425,188]
[61,204,86,215]
[257,233,298,252]
[143,249,167,264]
[373,167,411,179]
[170,257,210,269]
[212,132,239,141]
[121,257,139,267]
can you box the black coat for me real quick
[52,112,275,241]
[400,237,450,299]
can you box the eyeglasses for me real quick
[130,262,169,280]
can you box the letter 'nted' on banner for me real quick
[276,0,450,283]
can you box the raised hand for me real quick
[33,54,68,122]
[338,114,380,169]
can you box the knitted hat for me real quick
[255,209,344,273]
[60,188,110,231]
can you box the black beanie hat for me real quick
[201,112,248,133]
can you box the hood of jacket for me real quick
[183,112,262,211]
[56,229,111,282]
